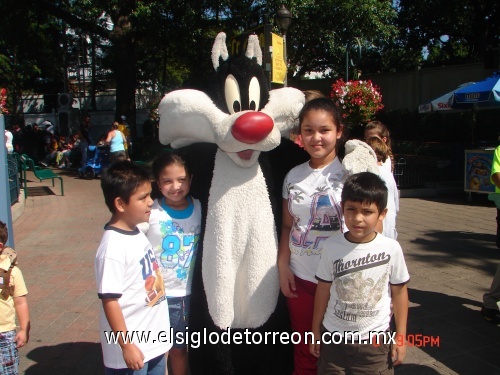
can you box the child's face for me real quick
[342,200,387,243]
[300,109,342,168]
[118,181,153,226]
[157,164,191,207]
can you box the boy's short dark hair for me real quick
[101,161,152,213]
[341,172,388,213]
[0,221,7,245]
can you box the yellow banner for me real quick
[271,33,286,84]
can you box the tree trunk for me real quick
[111,8,137,143]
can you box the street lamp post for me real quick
[346,37,362,81]
[276,4,292,86]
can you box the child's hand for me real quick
[309,341,320,358]
[391,339,406,366]
[14,330,29,348]
[122,343,145,370]
[309,331,321,358]
[278,264,297,298]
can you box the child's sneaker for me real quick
[481,307,500,324]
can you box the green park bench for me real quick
[20,154,64,197]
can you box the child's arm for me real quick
[105,131,114,145]
[390,283,409,366]
[102,298,145,370]
[278,198,297,298]
[310,280,331,358]
[13,295,30,348]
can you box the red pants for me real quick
[287,275,318,375]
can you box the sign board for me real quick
[231,25,268,58]
[271,33,285,84]
[464,149,495,193]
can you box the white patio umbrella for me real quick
[418,82,475,114]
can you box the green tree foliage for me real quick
[0,0,498,124]
[280,0,398,78]
[396,0,499,67]
[0,0,65,111]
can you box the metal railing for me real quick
[8,153,20,205]
[393,155,462,189]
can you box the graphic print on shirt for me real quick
[159,219,200,289]
[140,247,166,306]
[288,184,343,256]
[332,251,390,323]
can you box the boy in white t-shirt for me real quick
[95,161,172,374]
[310,172,409,374]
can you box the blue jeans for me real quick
[168,295,190,349]
[104,354,166,375]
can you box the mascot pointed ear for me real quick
[212,32,229,71]
[245,34,263,66]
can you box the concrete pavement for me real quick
[11,168,500,374]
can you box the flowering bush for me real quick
[330,79,383,127]
[0,88,8,114]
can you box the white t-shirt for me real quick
[382,157,392,173]
[378,165,399,239]
[282,158,347,283]
[95,226,172,369]
[140,197,201,297]
[4,130,13,153]
[316,233,410,340]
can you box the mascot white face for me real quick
[158,32,305,168]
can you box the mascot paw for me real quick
[342,139,379,175]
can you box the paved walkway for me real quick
[10,168,500,374]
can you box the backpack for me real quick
[0,247,17,299]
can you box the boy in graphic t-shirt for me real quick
[310,172,410,374]
[95,161,172,374]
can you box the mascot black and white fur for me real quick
[158,32,309,375]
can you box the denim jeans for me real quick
[104,354,166,375]
[167,295,190,349]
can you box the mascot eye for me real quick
[225,74,242,114]
[248,77,261,111]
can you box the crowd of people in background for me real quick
[2,113,152,171]
[5,119,85,167]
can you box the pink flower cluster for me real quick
[330,79,384,126]
[0,88,8,114]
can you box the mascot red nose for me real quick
[158,32,308,375]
